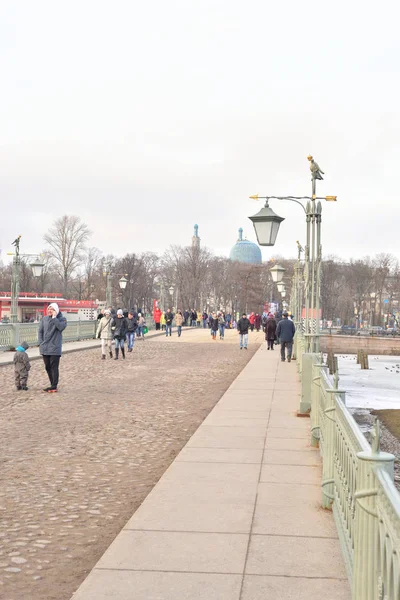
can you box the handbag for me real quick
[143,325,148,334]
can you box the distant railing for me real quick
[297,330,400,599]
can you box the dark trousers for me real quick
[267,339,274,350]
[43,355,61,388]
[15,371,29,387]
[155,322,160,330]
[280,341,293,361]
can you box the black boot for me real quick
[114,348,119,360]
[101,354,106,360]
[22,385,29,390]
[121,348,125,359]
[109,351,113,358]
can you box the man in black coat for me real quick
[237,313,250,350]
[276,312,296,362]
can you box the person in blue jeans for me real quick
[175,310,183,336]
[165,308,174,337]
[126,311,137,352]
[218,312,226,340]
[111,309,128,359]
[237,313,250,349]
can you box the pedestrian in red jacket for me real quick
[249,312,255,332]
[153,307,162,330]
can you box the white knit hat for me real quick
[48,302,59,315]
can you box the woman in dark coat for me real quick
[254,313,261,332]
[111,309,128,360]
[210,312,219,340]
[264,314,277,350]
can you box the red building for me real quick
[0,292,98,322]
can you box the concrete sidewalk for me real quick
[71,345,351,599]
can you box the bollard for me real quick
[361,351,369,370]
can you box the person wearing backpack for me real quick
[218,312,226,340]
[110,309,128,359]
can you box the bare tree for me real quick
[43,215,91,296]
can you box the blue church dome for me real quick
[229,228,262,264]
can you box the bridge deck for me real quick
[71,340,350,599]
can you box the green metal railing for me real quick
[0,321,98,351]
[297,330,400,599]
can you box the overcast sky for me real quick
[1,1,399,265]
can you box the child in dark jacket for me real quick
[14,341,31,390]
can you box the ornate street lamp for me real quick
[249,156,337,354]
[248,200,285,246]
[277,282,286,293]
[270,264,286,284]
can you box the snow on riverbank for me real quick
[336,355,400,411]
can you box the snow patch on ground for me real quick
[335,355,400,411]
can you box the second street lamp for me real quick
[270,264,286,284]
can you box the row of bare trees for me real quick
[321,253,400,327]
[0,215,399,325]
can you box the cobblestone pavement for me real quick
[0,328,262,600]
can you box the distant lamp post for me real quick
[119,276,128,290]
[270,264,286,284]
[248,200,285,246]
[7,237,44,323]
[103,262,113,307]
[168,286,175,309]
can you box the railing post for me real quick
[353,423,395,600]
[299,352,319,414]
[322,372,346,510]
[310,358,326,447]
[77,319,81,341]
[12,324,21,349]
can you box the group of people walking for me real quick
[96,308,146,360]
[263,311,296,362]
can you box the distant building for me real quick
[192,224,200,250]
[0,292,98,322]
[229,228,262,265]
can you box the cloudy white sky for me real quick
[1,1,399,264]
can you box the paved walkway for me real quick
[70,341,350,599]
